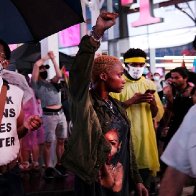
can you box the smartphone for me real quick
[145,89,156,94]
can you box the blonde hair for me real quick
[92,55,121,83]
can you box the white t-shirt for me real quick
[0,82,24,165]
[2,70,33,104]
[161,104,196,177]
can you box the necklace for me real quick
[174,84,190,98]
[104,99,114,113]
[109,164,117,172]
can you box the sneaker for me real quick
[19,161,31,172]
[54,164,68,176]
[44,167,55,179]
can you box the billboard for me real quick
[59,24,80,48]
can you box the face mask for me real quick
[0,63,3,76]
[40,71,48,80]
[127,66,145,79]
[153,76,160,81]
[143,67,149,75]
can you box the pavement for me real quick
[22,168,195,196]
[22,168,74,196]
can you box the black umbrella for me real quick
[0,0,84,44]
[10,43,75,74]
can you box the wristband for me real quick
[90,26,102,42]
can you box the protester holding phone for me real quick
[111,48,164,194]
[145,89,156,94]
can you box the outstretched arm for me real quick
[89,12,118,45]
[48,51,62,83]
[70,11,118,99]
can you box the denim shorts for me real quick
[42,111,67,142]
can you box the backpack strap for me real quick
[0,84,8,125]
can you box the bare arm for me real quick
[122,92,158,117]
[159,166,189,196]
[122,93,140,108]
[17,106,42,139]
[48,51,62,83]
[149,97,158,118]
[122,93,149,108]
[17,109,27,139]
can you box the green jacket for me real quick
[61,35,142,185]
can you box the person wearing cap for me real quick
[31,51,67,179]
[111,48,164,194]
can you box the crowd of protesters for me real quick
[0,11,196,196]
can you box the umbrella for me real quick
[0,0,84,44]
[10,43,75,74]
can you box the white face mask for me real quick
[0,63,3,76]
[127,66,145,79]
[0,63,3,87]
[153,76,160,81]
